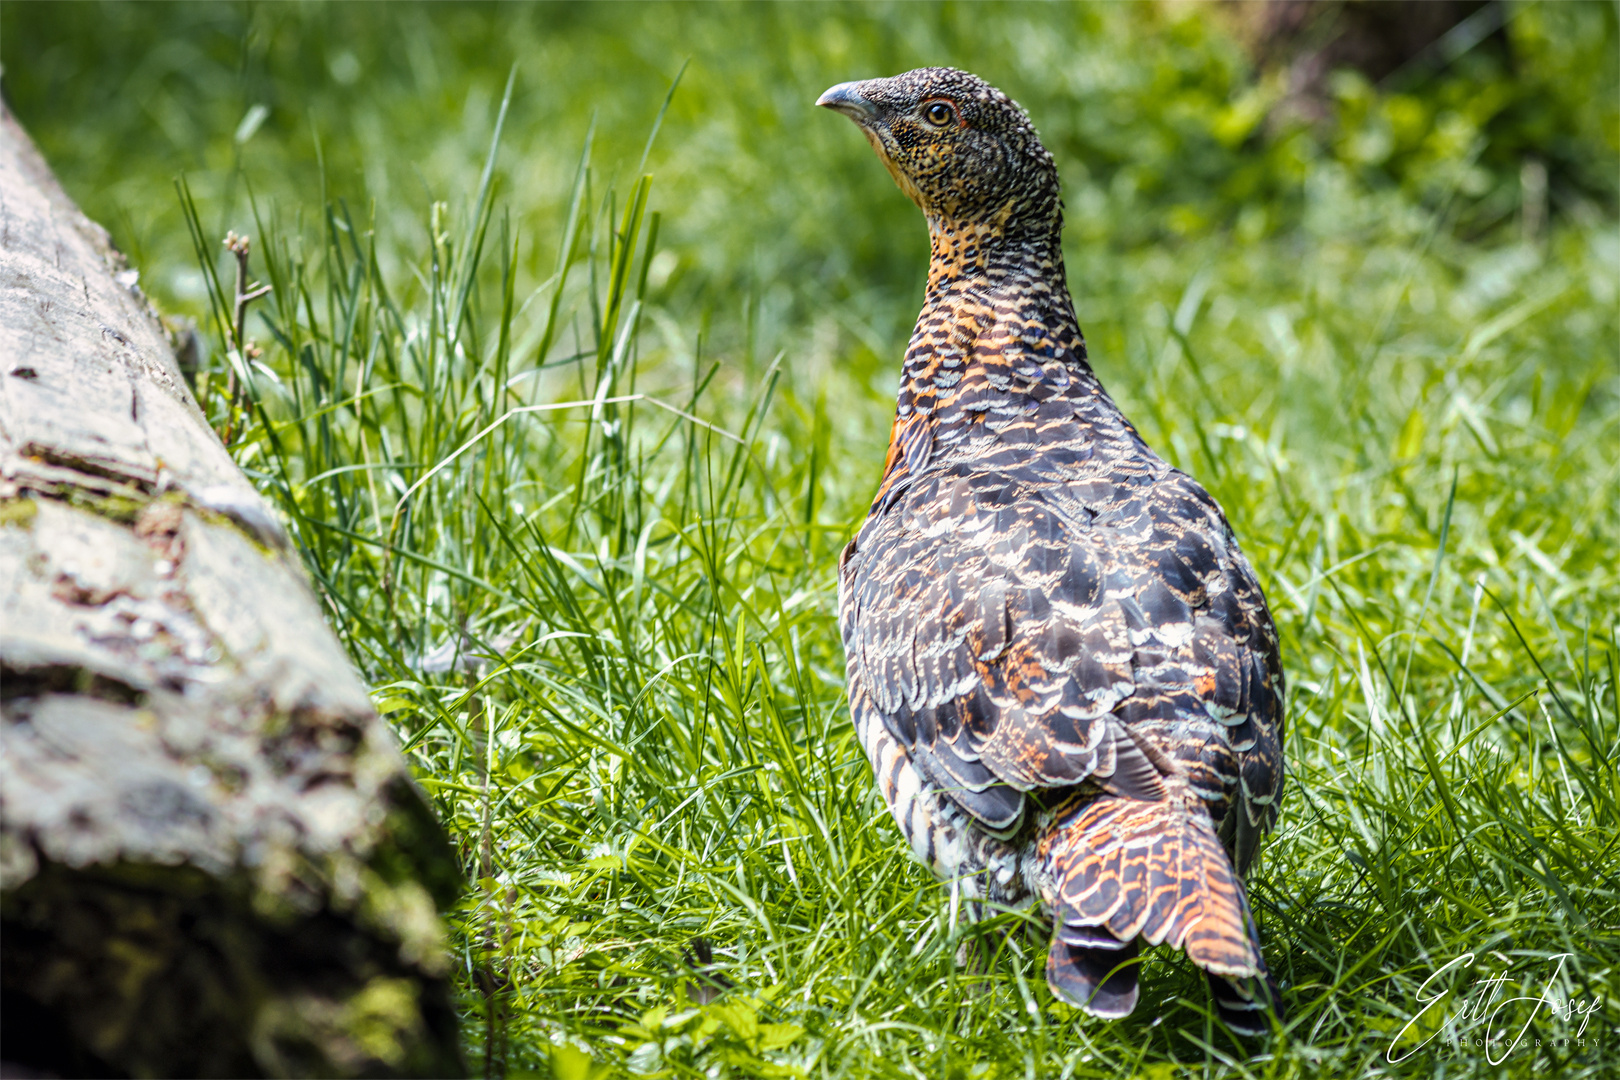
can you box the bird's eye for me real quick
[924,102,955,127]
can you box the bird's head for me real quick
[817,67,1060,241]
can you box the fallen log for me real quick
[0,104,464,1078]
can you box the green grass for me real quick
[8,3,1620,1077]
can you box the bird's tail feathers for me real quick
[1047,932,1140,1017]
[1040,794,1283,1029]
[1205,969,1282,1036]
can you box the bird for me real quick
[819,68,1286,1034]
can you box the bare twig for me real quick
[220,231,272,444]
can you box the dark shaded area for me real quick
[0,664,144,707]
[2,861,462,1079]
[1246,0,1504,92]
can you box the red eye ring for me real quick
[923,101,955,127]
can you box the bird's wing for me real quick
[840,445,1284,841]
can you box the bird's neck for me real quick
[924,213,1066,295]
[886,212,1105,453]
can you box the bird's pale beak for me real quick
[817,82,878,122]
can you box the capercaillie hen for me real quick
[820,68,1285,1032]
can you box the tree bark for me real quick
[0,105,464,1078]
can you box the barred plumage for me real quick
[821,68,1285,1032]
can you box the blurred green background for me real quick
[5,3,1618,1077]
[7,0,1616,348]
